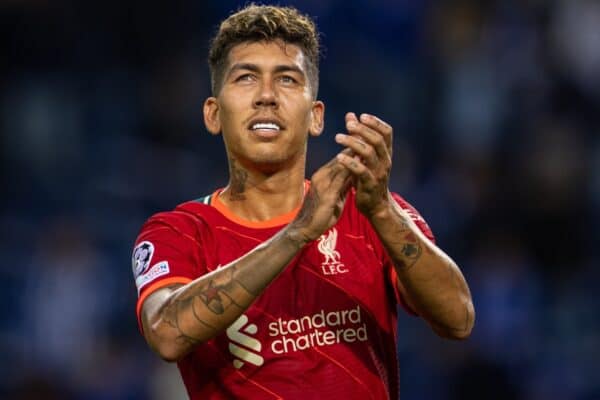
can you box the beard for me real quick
[224,135,308,175]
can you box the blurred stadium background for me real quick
[1,0,599,399]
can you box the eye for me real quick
[235,73,255,82]
[278,75,298,85]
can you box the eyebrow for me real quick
[227,63,306,78]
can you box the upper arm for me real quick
[132,212,204,330]
[140,285,182,346]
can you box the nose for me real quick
[253,80,278,109]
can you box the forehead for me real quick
[226,40,307,72]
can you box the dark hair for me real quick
[208,4,320,98]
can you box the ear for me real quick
[309,100,325,137]
[203,97,221,135]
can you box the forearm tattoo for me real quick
[157,232,302,347]
[161,296,208,346]
[160,265,256,344]
[398,231,422,270]
[384,209,423,271]
[290,188,318,229]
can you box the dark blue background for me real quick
[1,1,599,399]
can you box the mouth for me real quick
[248,118,285,139]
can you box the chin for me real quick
[253,158,289,174]
[246,152,296,173]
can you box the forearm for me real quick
[370,196,475,339]
[144,226,308,361]
[142,157,350,361]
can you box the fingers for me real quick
[336,152,375,187]
[345,112,359,125]
[316,151,352,190]
[335,133,378,167]
[336,113,393,217]
[342,113,392,160]
[336,113,392,171]
[337,112,393,187]
[321,148,352,176]
[357,113,393,150]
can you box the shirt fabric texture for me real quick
[132,186,434,400]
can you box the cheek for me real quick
[284,98,313,124]
[218,98,244,130]
[219,88,251,112]
[218,97,238,118]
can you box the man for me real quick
[132,5,474,399]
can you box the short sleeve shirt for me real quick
[132,187,434,400]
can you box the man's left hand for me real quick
[335,112,393,219]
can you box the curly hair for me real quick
[208,4,321,98]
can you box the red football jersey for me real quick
[132,184,434,400]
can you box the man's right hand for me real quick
[286,153,352,244]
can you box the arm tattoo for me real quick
[398,231,422,270]
[161,296,205,346]
[291,188,318,229]
[401,243,421,260]
[160,265,256,343]
[385,210,423,271]
[284,187,322,248]
[199,281,228,314]
[154,217,308,350]
[197,267,251,312]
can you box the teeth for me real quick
[252,122,280,131]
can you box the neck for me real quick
[219,156,307,222]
